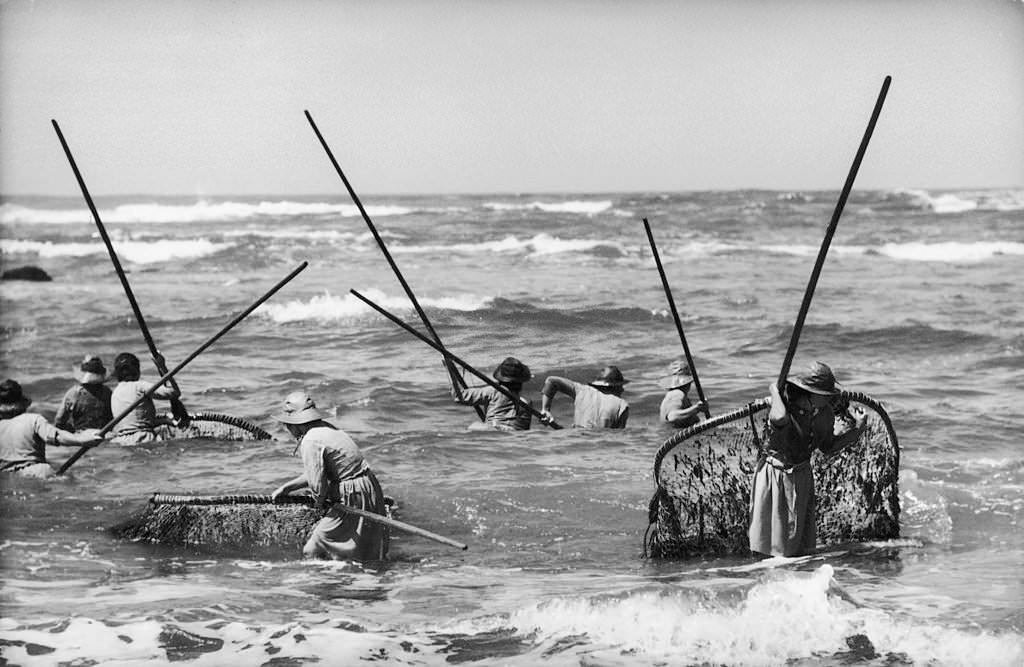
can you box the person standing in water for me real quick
[747,361,866,558]
[0,379,104,477]
[658,359,706,429]
[108,352,181,445]
[539,365,630,429]
[451,356,534,431]
[271,390,389,562]
[55,355,113,432]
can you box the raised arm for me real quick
[539,376,575,422]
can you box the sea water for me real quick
[1,189,1022,665]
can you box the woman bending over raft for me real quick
[271,391,388,562]
[0,379,104,477]
[108,352,181,446]
[452,357,533,431]
[748,361,866,558]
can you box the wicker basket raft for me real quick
[110,494,396,554]
[167,412,272,441]
[645,391,900,558]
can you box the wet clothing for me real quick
[0,413,61,473]
[747,407,834,557]
[299,425,388,562]
[110,380,176,444]
[455,385,532,431]
[55,383,113,432]
[659,389,700,429]
[570,382,629,429]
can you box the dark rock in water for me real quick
[159,624,224,662]
[1,266,53,282]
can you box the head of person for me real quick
[76,355,107,385]
[493,357,531,392]
[785,361,840,418]
[113,353,141,382]
[659,359,692,394]
[0,379,32,420]
[590,365,629,396]
[274,390,326,440]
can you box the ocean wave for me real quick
[389,233,626,258]
[0,200,413,225]
[258,288,491,324]
[877,241,1024,262]
[482,200,614,215]
[888,188,1024,214]
[0,238,232,263]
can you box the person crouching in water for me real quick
[55,355,113,432]
[452,356,533,431]
[109,352,181,445]
[0,379,104,477]
[747,361,866,558]
[658,359,706,430]
[271,391,388,562]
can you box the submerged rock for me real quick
[1,266,53,281]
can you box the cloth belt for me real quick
[762,453,811,473]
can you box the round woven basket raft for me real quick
[169,412,272,441]
[646,391,900,558]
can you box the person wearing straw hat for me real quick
[748,361,867,558]
[539,365,630,429]
[55,355,114,432]
[658,359,706,429]
[270,390,389,562]
[452,356,534,431]
[108,352,181,446]
[0,379,104,477]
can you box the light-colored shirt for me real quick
[110,380,176,434]
[456,385,532,430]
[299,425,370,506]
[570,382,629,429]
[659,389,699,429]
[0,413,59,470]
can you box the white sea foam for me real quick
[0,200,412,225]
[258,288,491,324]
[0,238,231,263]
[482,200,614,215]
[878,241,1024,263]
[760,244,868,257]
[387,233,624,257]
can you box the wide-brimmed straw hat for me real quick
[787,361,841,396]
[590,365,629,388]
[75,355,107,385]
[275,390,324,424]
[0,379,32,418]
[658,359,693,390]
[493,357,531,384]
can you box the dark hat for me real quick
[275,390,324,425]
[590,365,629,388]
[787,361,841,396]
[493,357,531,384]
[658,359,693,390]
[75,355,107,385]
[0,379,32,417]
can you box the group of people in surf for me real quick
[0,348,867,562]
[0,352,181,477]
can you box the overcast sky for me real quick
[1,0,1022,196]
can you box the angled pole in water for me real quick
[642,217,710,418]
[350,289,563,430]
[51,119,190,425]
[304,110,485,423]
[57,261,310,475]
[778,76,891,388]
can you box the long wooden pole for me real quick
[350,289,563,430]
[57,261,309,475]
[149,493,468,550]
[642,217,710,418]
[52,119,189,423]
[303,110,484,422]
[778,76,891,388]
